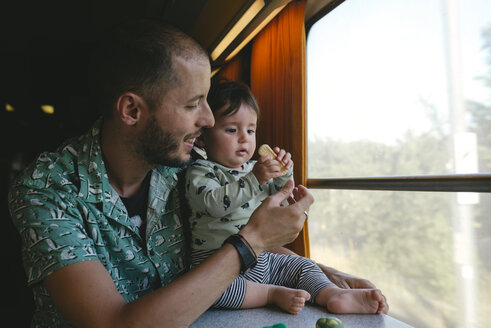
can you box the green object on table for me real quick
[316,317,345,328]
[263,323,287,328]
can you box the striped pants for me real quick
[193,251,334,309]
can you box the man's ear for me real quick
[115,92,144,126]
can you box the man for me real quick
[8,20,386,327]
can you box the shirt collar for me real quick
[76,118,182,204]
[76,118,112,204]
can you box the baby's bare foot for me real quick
[318,287,385,314]
[268,286,311,314]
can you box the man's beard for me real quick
[136,118,192,168]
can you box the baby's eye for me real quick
[247,129,255,134]
[226,128,237,133]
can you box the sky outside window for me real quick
[307,0,491,145]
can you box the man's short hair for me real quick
[91,19,209,118]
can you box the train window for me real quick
[306,0,491,327]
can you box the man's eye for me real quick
[186,99,201,109]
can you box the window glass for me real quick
[307,0,491,177]
[308,189,491,328]
[306,1,491,327]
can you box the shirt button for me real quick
[149,249,155,256]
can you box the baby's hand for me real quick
[253,145,293,185]
[270,146,293,171]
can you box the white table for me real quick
[191,304,414,328]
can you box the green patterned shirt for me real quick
[8,119,187,327]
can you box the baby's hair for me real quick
[207,79,260,119]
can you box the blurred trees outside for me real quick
[307,24,491,328]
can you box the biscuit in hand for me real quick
[257,144,288,174]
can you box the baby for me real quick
[185,79,387,315]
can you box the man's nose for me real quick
[198,100,215,128]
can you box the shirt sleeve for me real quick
[185,162,264,218]
[8,180,98,286]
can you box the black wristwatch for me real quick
[223,234,257,274]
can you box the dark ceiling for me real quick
[0,0,294,166]
[0,0,334,158]
[0,0,252,151]
[0,0,257,61]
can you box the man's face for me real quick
[136,56,214,167]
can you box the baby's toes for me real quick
[289,297,306,314]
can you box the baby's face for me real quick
[203,103,258,169]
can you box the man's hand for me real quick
[318,263,389,314]
[317,263,376,289]
[240,180,313,255]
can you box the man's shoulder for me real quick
[7,136,89,229]
[14,142,79,186]
[9,122,100,196]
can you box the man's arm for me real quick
[44,180,312,328]
[314,263,377,289]
[44,243,243,328]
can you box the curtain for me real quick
[250,0,309,257]
[213,50,249,84]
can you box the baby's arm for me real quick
[185,161,264,218]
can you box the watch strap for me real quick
[223,234,257,274]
